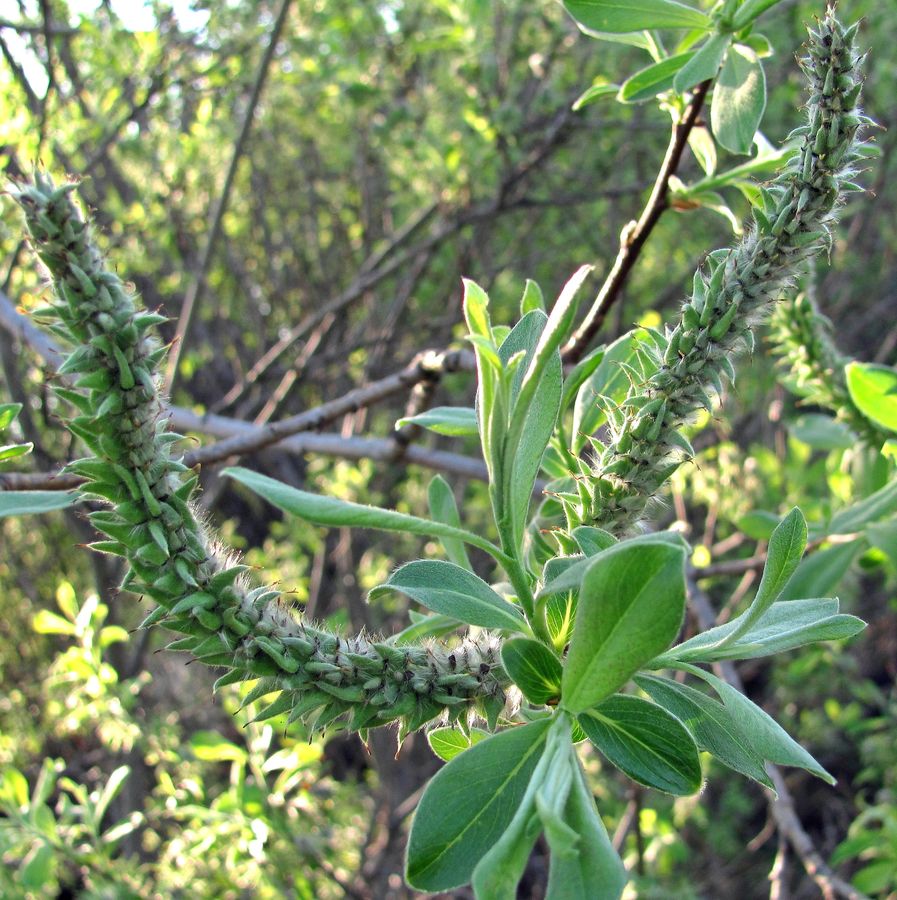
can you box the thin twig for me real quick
[165,0,293,390]
[563,80,712,363]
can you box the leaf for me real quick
[560,345,606,415]
[635,675,773,787]
[829,479,897,534]
[732,0,788,29]
[0,491,76,517]
[711,44,766,154]
[371,560,526,632]
[571,525,617,557]
[688,125,717,176]
[21,842,54,890]
[502,638,563,705]
[579,695,702,795]
[520,279,545,315]
[712,507,807,650]
[389,612,462,645]
[0,402,23,431]
[561,539,686,713]
[223,467,503,560]
[0,442,32,462]
[428,728,471,762]
[619,52,695,103]
[499,310,564,551]
[699,672,834,784]
[673,33,731,93]
[563,0,709,34]
[545,753,627,900]
[665,597,865,662]
[406,718,551,892]
[190,731,249,763]
[777,542,860,601]
[32,610,77,636]
[93,766,131,824]
[427,475,472,570]
[572,82,619,110]
[846,362,897,434]
[396,406,478,436]
[790,413,855,450]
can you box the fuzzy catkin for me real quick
[13,174,508,734]
[769,292,887,447]
[580,10,866,534]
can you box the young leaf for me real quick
[428,728,486,762]
[223,467,505,561]
[396,406,478,436]
[571,525,617,556]
[560,345,606,415]
[520,279,545,315]
[0,402,23,431]
[371,560,527,632]
[673,33,731,93]
[698,671,835,784]
[0,491,76,517]
[572,82,619,111]
[845,362,897,434]
[498,310,563,551]
[427,475,472,570]
[732,0,787,29]
[544,751,627,900]
[777,542,861,601]
[502,637,563,705]
[562,540,686,713]
[712,507,807,649]
[564,0,710,34]
[389,612,462,645]
[619,52,695,103]
[579,695,701,795]
[636,675,773,788]
[711,44,766,154]
[406,718,551,892]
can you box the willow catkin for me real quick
[580,9,867,534]
[12,175,508,735]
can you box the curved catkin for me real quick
[12,175,508,735]
[580,10,867,534]
[769,292,887,447]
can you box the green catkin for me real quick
[12,175,508,735]
[769,291,888,447]
[580,9,868,533]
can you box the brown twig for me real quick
[165,0,293,390]
[563,80,712,363]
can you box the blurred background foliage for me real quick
[0,0,896,896]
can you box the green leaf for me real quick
[711,44,766,154]
[499,309,564,551]
[0,442,32,462]
[829,479,897,534]
[427,475,472,570]
[32,610,77,636]
[371,560,526,632]
[636,675,773,787]
[579,695,702,795]
[790,413,855,450]
[0,402,23,431]
[777,542,861,601]
[0,491,76,517]
[846,362,897,434]
[736,509,780,540]
[471,716,572,899]
[619,52,695,103]
[712,507,806,650]
[732,0,787,29]
[93,766,130,825]
[673,33,731,93]
[545,753,627,900]
[389,611,462,645]
[502,638,563,705]
[428,728,469,762]
[571,525,617,557]
[520,279,545,315]
[664,597,865,662]
[21,842,54,890]
[396,406,478,436]
[560,346,606,415]
[564,0,709,34]
[223,467,504,561]
[562,539,686,713]
[406,718,551,892]
[572,82,619,110]
[698,672,834,784]
[190,731,249,763]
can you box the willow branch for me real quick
[563,80,712,363]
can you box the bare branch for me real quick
[165,0,294,390]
